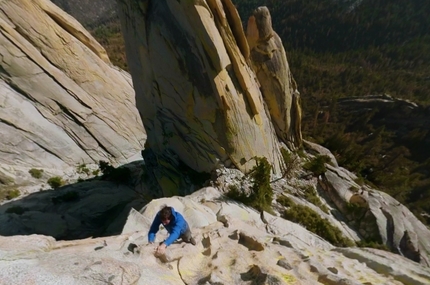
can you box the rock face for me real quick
[322,166,430,266]
[305,143,430,267]
[1,188,430,285]
[116,1,302,194]
[247,7,302,149]
[0,0,146,184]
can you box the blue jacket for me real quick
[148,208,189,246]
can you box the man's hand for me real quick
[155,243,167,255]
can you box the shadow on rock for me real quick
[0,162,149,240]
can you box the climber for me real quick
[148,205,196,255]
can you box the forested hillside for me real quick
[235,0,430,225]
[87,0,430,225]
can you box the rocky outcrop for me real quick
[336,94,430,146]
[316,154,430,267]
[117,1,302,194]
[1,187,430,284]
[247,7,302,149]
[0,0,146,185]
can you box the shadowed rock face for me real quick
[117,1,301,194]
[0,0,146,182]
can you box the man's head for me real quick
[159,206,172,225]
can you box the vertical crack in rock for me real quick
[207,0,259,118]
[176,259,188,285]
[32,140,65,162]
[380,207,396,252]
[221,0,249,60]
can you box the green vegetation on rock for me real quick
[99,160,131,184]
[301,185,329,214]
[227,157,274,212]
[283,204,354,247]
[5,189,20,200]
[303,155,331,177]
[29,168,44,179]
[47,176,64,189]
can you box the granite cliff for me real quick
[0,0,146,186]
[117,0,302,196]
[1,1,430,284]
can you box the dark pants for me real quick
[180,224,193,243]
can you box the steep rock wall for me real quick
[0,0,146,182]
[247,6,302,149]
[117,0,302,194]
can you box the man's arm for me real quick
[148,215,161,243]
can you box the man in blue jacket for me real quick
[148,205,196,255]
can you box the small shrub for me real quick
[302,185,330,214]
[29,168,43,179]
[226,157,273,213]
[345,202,367,220]
[357,240,389,251]
[226,185,251,206]
[281,148,298,178]
[6,189,20,200]
[47,176,64,189]
[99,160,115,176]
[99,160,131,184]
[248,157,273,212]
[281,148,293,165]
[283,204,354,247]
[349,185,360,193]
[296,148,306,158]
[52,191,80,204]
[277,195,293,207]
[354,176,365,186]
[226,185,246,202]
[92,169,100,176]
[77,163,90,175]
[303,155,331,176]
[5,205,28,215]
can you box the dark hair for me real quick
[159,206,172,221]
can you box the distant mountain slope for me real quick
[236,0,429,51]
[51,0,117,27]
